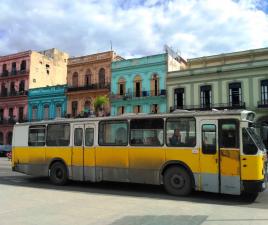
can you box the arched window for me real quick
[10,82,16,96]
[0,132,3,145]
[150,74,159,96]
[99,68,105,88]
[134,75,142,97]
[72,101,78,117]
[56,103,62,118]
[72,72,79,87]
[118,78,126,96]
[32,105,38,121]
[6,132,12,145]
[20,60,26,72]
[85,69,92,86]
[84,100,91,113]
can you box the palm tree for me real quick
[94,95,109,116]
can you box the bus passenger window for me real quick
[166,118,196,147]
[130,118,163,146]
[85,128,94,146]
[98,120,128,146]
[219,120,239,148]
[202,124,216,154]
[74,128,83,146]
[28,125,46,146]
[242,128,258,155]
[46,124,70,146]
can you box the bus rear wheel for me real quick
[163,166,192,196]
[49,162,68,185]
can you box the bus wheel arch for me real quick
[48,159,69,185]
[161,161,195,196]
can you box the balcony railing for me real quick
[171,102,246,112]
[0,117,28,124]
[258,100,268,108]
[0,90,28,98]
[1,70,28,78]
[67,83,110,92]
[111,89,166,100]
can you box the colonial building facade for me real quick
[28,85,67,121]
[66,51,123,117]
[167,47,268,147]
[0,48,68,150]
[110,52,185,115]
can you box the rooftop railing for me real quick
[67,83,110,92]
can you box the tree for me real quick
[94,95,109,116]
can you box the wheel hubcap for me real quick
[55,168,63,180]
[171,174,185,189]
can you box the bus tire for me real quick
[163,166,192,196]
[49,162,68,185]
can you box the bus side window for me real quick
[28,125,46,146]
[74,128,83,146]
[202,124,216,154]
[219,119,239,148]
[242,128,258,155]
[46,124,70,146]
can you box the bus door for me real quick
[200,120,219,193]
[72,124,84,181]
[83,124,96,181]
[218,119,241,195]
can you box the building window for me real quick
[134,105,141,113]
[6,132,12,145]
[84,100,91,114]
[134,75,142,97]
[20,60,26,72]
[261,80,268,105]
[85,69,92,86]
[72,72,79,87]
[117,106,125,115]
[99,120,128,146]
[11,62,16,75]
[130,118,164,146]
[118,78,126,96]
[56,104,62,118]
[28,125,46,146]
[2,64,8,76]
[19,80,25,94]
[200,85,212,109]
[18,107,24,122]
[8,108,14,122]
[0,132,3,145]
[1,83,7,97]
[32,105,38,121]
[151,74,159,96]
[174,88,184,109]
[0,108,3,122]
[229,82,242,106]
[72,101,78,117]
[151,104,158,114]
[10,82,16,96]
[46,124,70,146]
[99,68,105,88]
[43,104,49,120]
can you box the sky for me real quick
[0,0,268,59]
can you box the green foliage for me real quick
[94,95,109,113]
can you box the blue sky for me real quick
[0,0,268,59]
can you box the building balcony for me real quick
[111,89,166,100]
[258,100,268,108]
[171,101,246,112]
[67,83,110,92]
[0,90,28,98]
[0,70,28,78]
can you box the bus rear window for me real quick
[46,124,70,146]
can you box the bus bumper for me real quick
[242,180,266,193]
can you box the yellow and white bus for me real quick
[12,110,267,197]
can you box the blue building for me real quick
[28,85,67,121]
[110,51,184,115]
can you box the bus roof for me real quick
[14,109,254,127]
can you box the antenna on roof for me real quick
[110,40,113,51]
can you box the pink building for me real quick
[0,51,29,148]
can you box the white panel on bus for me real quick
[13,126,29,147]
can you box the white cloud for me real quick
[0,0,267,59]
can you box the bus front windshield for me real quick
[246,127,266,152]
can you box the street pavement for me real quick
[0,157,268,225]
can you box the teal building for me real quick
[28,85,67,121]
[110,51,185,115]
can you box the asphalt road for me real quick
[1,157,268,225]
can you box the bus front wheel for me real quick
[49,162,68,185]
[163,166,192,196]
